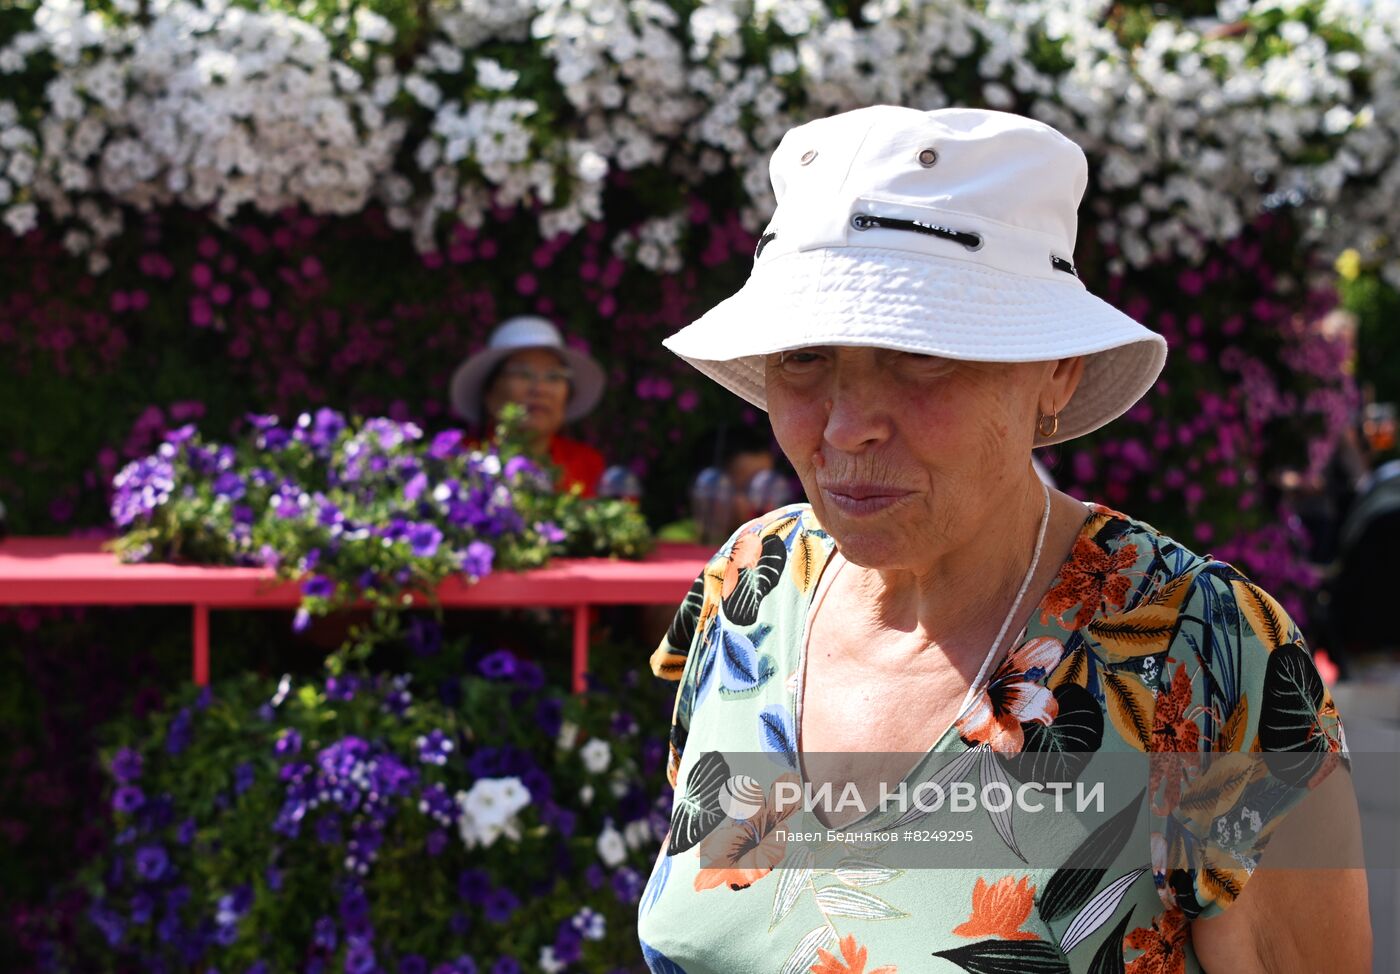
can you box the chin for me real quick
[818,520,911,571]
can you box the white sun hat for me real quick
[449,316,606,424]
[661,105,1167,446]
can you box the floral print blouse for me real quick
[637,502,1347,974]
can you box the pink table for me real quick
[0,537,710,692]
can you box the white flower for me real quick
[556,720,579,750]
[537,946,566,974]
[475,57,519,91]
[579,738,611,773]
[624,818,652,849]
[455,776,531,849]
[597,822,627,867]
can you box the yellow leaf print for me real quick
[789,531,829,595]
[1199,847,1249,906]
[1103,670,1154,751]
[1216,694,1248,753]
[1230,578,1290,650]
[1047,646,1088,689]
[1176,753,1253,827]
[1086,571,1194,662]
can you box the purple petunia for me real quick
[213,471,246,501]
[400,955,429,974]
[534,521,567,544]
[276,728,302,757]
[110,455,177,528]
[611,867,644,904]
[428,430,464,459]
[416,730,454,766]
[403,471,429,502]
[293,608,312,633]
[88,902,126,947]
[458,540,494,579]
[409,522,443,559]
[553,924,584,964]
[301,575,335,599]
[113,785,145,814]
[478,650,517,681]
[111,747,143,783]
[483,888,519,924]
[233,761,255,796]
[490,958,521,974]
[345,942,376,974]
[134,844,168,882]
[130,891,154,924]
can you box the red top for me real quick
[465,433,605,498]
[547,434,606,498]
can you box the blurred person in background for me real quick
[657,424,794,544]
[449,316,607,497]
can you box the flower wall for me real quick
[4,0,1395,613]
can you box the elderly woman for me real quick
[640,108,1369,973]
[449,315,607,496]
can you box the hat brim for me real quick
[662,246,1167,447]
[450,345,606,425]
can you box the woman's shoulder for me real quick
[649,503,830,680]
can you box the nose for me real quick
[821,367,893,454]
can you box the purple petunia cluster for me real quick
[105,409,629,636]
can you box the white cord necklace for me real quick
[953,479,1052,718]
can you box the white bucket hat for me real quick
[449,316,606,424]
[662,105,1167,446]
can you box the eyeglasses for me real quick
[500,366,573,387]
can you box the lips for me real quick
[822,483,911,500]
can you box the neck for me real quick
[844,473,1067,657]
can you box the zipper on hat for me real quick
[849,213,983,251]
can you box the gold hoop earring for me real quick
[1037,412,1060,438]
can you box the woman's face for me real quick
[483,348,571,439]
[764,346,1080,573]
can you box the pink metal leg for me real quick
[194,604,210,686]
[572,604,589,694]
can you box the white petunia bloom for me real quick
[596,821,627,867]
[579,738,611,773]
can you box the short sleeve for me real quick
[648,549,724,790]
[1149,562,1348,920]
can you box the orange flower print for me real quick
[1040,536,1140,630]
[810,934,898,974]
[722,530,763,599]
[955,637,1062,753]
[693,774,799,892]
[1149,662,1203,814]
[1125,908,1189,974]
[953,875,1041,941]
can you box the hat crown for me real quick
[767,106,1089,277]
[488,315,566,351]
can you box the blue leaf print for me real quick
[720,625,760,691]
[750,622,774,649]
[694,622,720,705]
[759,704,797,769]
[640,850,671,916]
[640,939,689,974]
